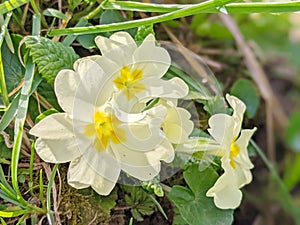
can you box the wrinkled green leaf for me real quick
[124,186,155,221]
[168,165,233,225]
[24,36,79,84]
[230,78,259,118]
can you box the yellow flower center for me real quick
[84,111,126,152]
[229,138,240,169]
[113,66,146,100]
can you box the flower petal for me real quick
[234,128,257,169]
[30,113,71,138]
[117,106,167,151]
[206,168,243,209]
[208,114,235,148]
[136,77,189,100]
[133,34,171,78]
[163,107,194,144]
[30,113,81,163]
[54,69,80,114]
[146,139,175,163]
[110,143,161,181]
[78,140,121,183]
[68,156,116,195]
[75,59,113,107]
[95,32,136,66]
[226,94,246,136]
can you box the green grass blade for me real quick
[46,164,58,224]
[104,0,300,13]
[0,217,8,225]
[0,165,16,195]
[0,0,30,16]
[39,170,46,210]
[49,0,233,36]
[0,183,18,201]
[0,94,20,132]
[0,209,27,218]
[11,57,35,199]
[0,190,24,207]
[0,75,42,132]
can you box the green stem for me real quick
[49,0,234,36]
[250,140,300,225]
[103,0,300,13]
[0,12,12,107]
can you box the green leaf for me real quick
[24,36,79,84]
[43,8,68,20]
[168,165,233,225]
[286,110,300,152]
[124,186,155,221]
[283,153,300,190]
[1,34,25,94]
[230,78,259,118]
[100,10,137,37]
[77,33,97,49]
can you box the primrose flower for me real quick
[30,57,188,195]
[91,32,188,107]
[205,94,256,209]
[179,94,256,209]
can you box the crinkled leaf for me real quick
[168,165,234,225]
[24,36,79,84]
[230,78,259,118]
[124,186,155,221]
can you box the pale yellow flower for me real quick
[30,58,178,195]
[177,94,256,209]
[92,32,189,106]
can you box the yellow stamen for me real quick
[113,66,146,99]
[229,138,241,169]
[84,111,126,152]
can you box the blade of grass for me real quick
[0,0,30,16]
[103,0,300,13]
[28,142,35,196]
[39,170,46,211]
[11,14,40,209]
[0,75,42,132]
[250,140,300,225]
[148,194,168,220]
[0,165,16,195]
[0,190,24,207]
[49,0,234,36]
[46,164,58,225]
[10,57,35,203]
[0,217,8,225]
[0,209,27,218]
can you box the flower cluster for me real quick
[178,94,256,209]
[30,32,194,195]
